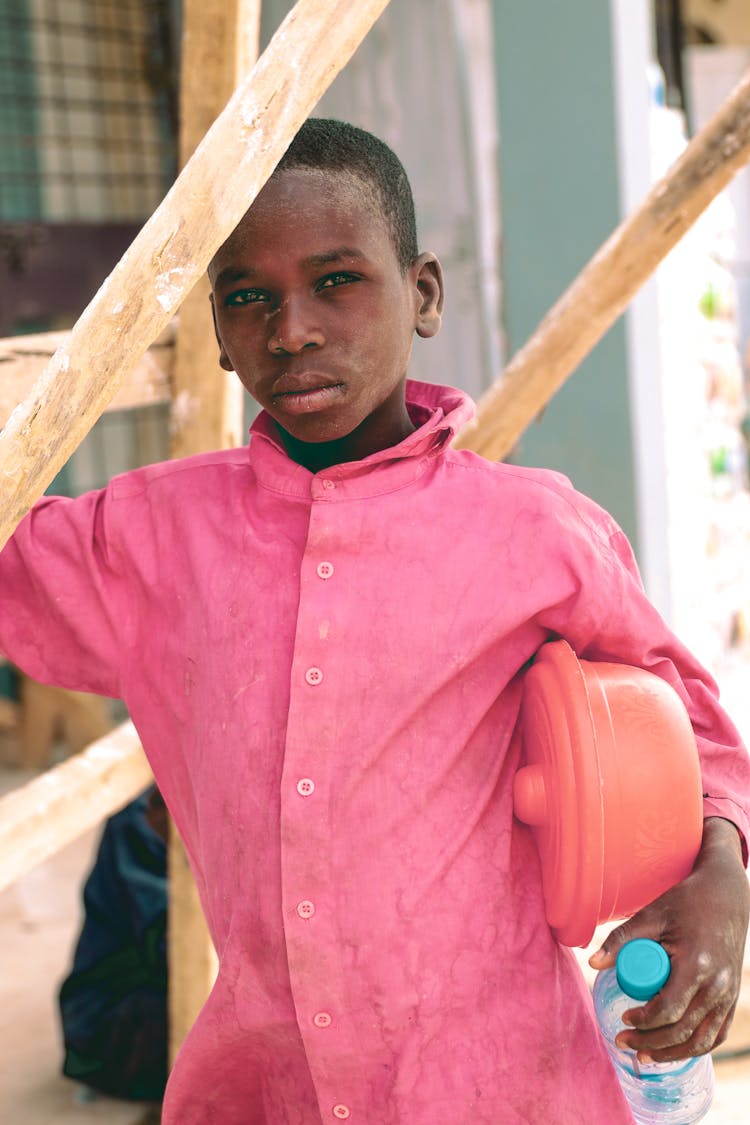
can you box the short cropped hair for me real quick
[275,118,419,273]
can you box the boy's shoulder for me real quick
[107,447,249,502]
[442,447,624,541]
[444,447,575,499]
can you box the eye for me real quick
[316,271,360,291]
[224,288,269,307]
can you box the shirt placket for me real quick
[279,476,362,1123]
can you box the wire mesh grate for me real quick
[0,0,177,222]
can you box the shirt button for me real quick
[313,1011,333,1028]
[305,667,323,686]
[297,778,315,797]
[322,479,335,490]
[332,1107,350,1120]
[317,561,334,579]
[297,900,315,919]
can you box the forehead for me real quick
[210,168,394,275]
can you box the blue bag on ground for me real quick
[58,786,168,1101]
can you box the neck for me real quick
[279,410,416,474]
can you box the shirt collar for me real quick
[246,380,475,500]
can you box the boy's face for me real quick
[209,168,443,463]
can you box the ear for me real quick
[209,291,235,371]
[411,252,444,339]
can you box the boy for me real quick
[1,119,749,1123]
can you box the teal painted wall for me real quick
[492,1,638,548]
[0,0,41,220]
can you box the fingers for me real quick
[588,916,648,971]
[619,1004,728,1062]
[616,978,738,1062]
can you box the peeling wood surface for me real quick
[453,67,750,461]
[0,326,174,429]
[0,0,392,551]
[0,721,152,892]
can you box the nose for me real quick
[267,295,324,355]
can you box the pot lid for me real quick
[512,639,605,947]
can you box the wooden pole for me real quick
[0,0,393,553]
[0,721,151,893]
[169,0,261,457]
[166,0,262,1062]
[452,67,750,460]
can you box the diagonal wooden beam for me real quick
[0,0,392,552]
[0,721,151,893]
[0,327,174,427]
[453,67,750,461]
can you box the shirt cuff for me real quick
[703,796,750,866]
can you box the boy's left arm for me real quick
[589,816,749,1062]
[541,486,750,1061]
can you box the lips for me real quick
[271,371,344,398]
[270,374,347,416]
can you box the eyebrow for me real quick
[212,247,366,290]
[302,246,366,267]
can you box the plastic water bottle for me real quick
[593,939,714,1123]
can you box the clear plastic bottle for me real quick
[592,939,714,1124]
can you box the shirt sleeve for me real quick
[540,483,750,860]
[0,489,125,699]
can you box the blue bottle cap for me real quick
[615,939,671,1001]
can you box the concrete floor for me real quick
[2,646,750,1123]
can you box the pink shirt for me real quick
[2,381,749,1124]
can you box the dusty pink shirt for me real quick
[2,381,749,1124]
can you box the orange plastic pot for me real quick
[512,640,703,947]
